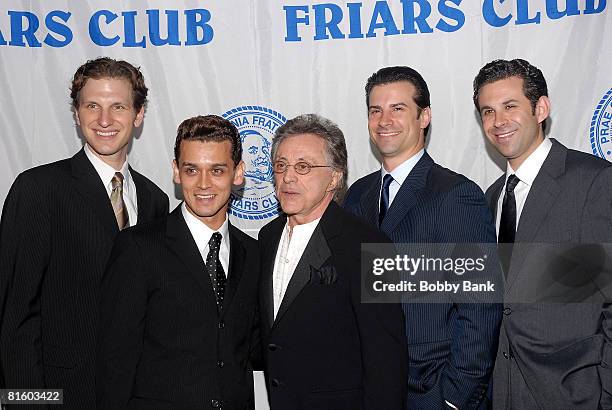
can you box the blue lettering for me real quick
[0,28,5,45]
[44,10,72,47]
[89,10,120,46]
[347,3,364,38]
[262,197,278,208]
[482,0,511,27]
[546,0,579,19]
[284,5,309,42]
[8,11,41,47]
[602,119,610,129]
[401,0,434,34]
[313,4,345,40]
[515,0,540,24]
[436,0,464,32]
[147,10,181,46]
[122,11,146,47]
[367,1,400,37]
[584,0,607,14]
[184,9,213,45]
[604,111,612,120]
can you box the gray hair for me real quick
[271,114,348,197]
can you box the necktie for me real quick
[110,172,129,229]
[498,174,520,276]
[379,174,394,226]
[206,232,226,309]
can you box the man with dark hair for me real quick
[259,114,406,409]
[0,57,168,408]
[474,58,612,409]
[344,66,502,409]
[98,115,261,409]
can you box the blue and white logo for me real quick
[590,88,612,161]
[222,106,286,220]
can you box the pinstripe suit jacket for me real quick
[0,149,168,409]
[344,151,502,409]
[486,139,612,409]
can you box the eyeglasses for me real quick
[273,161,333,175]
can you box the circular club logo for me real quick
[222,106,286,220]
[590,88,612,161]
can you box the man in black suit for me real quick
[344,66,502,409]
[474,58,612,409]
[259,114,406,410]
[97,115,260,409]
[0,57,168,409]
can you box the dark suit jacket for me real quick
[97,206,260,410]
[258,201,407,410]
[344,152,503,409]
[0,149,168,409]
[486,139,612,409]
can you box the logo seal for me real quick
[590,88,612,161]
[222,105,286,220]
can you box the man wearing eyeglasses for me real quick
[258,114,406,409]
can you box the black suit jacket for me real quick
[344,152,502,409]
[0,149,168,409]
[486,139,612,409]
[258,201,407,410]
[97,206,260,410]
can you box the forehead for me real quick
[179,139,233,163]
[79,77,133,101]
[276,133,326,159]
[478,76,526,103]
[369,81,417,104]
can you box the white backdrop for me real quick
[1,1,611,408]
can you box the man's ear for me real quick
[134,106,145,127]
[327,170,342,192]
[419,106,431,130]
[233,160,245,186]
[172,160,181,184]
[535,95,550,125]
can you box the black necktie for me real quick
[206,232,226,309]
[379,174,394,226]
[498,174,520,275]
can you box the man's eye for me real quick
[185,168,197,175]
[113,105,127,111]
[86,103,98,109]
[295,163,310,172]
[368,109,380,116]
[211,168,224,175]
[482,109,493,116]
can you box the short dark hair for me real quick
[473,59,548,132]
[174,115,242,166]
[70,57,148,111]
[365,66,431,134]
[272,114,348,196]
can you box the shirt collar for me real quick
[381,149,425,185]
[181,202,230,252]
[285,216,321,236]
[506,138,552,187]
[84,143,131,192]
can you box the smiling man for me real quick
[0,57,168,409]
[474,58,612,409]
[258,114,406,409]
[97,115,261,409]
[344,66,502,409]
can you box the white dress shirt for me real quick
[272,218,321,319]
[495,138,552,236]
[380,149,425,209]
[85,144,138,226]
[181,203,230,275]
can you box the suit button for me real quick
[503,351,509,359]
[211,399,220,407]
[271,378,280,387]
[218,321,225,329]
[503,307,512,315]
[217,360,224,368]
[268,343,278,351]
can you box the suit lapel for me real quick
[130,167,152,224]
[380,152,433,235]
[487,176,505,223]
[165,206,218,309]
[506,139,566,290]
[223,223,246,313]
[262,217,285,330]
[359,173,381,227]
[273,224,332,327]
[70,149,119,237]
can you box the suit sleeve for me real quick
[351,231,407,410]
[579,166,612,408]
[437,181,503,408]
[97,231,149,409]
[0,173,51,403]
